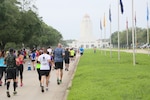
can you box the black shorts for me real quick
[55,62,63,69]
[64,59,70,64]
[80,53,83,55]
[32,60,35,62]
[70,56,74,58]
[40,70,50,76]
[6,68,16,80]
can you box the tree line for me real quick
[111,27,150,48]
[0,0,63,50]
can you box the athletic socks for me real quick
[13,82,17,91]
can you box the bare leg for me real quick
[60,69,63,83]
[41,75,45,92]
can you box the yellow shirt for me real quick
[70,50,75,56]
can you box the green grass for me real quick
[67,49,150,100]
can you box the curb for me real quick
[63,55,80,100]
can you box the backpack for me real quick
[6,54,16,68]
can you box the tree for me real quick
[0,0,22,49]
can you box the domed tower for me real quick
[80,14,94,41]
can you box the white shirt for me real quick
[38,53,51,70]
[47,48,52,54]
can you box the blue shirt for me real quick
[54,47,64,62]
[80,47,84,53]
[0,57,6,67]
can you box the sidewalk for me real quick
[0,54,80,100]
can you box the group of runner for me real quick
[0,43,84,98]
[0,48,26,97]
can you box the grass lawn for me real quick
[67,49,150,100]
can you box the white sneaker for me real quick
[46,87,48,91]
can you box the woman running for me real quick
[16,50,24,87]
[0,50,6,86]
[36,50,42,86]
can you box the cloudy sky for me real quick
[35,0,150,40]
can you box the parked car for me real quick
[140,43,149,49]
[146,44,150,48]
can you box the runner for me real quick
[53,43,65,85]
[70,48,75,61]
[5,48,17,97]
[64,48,70,71]
[79,46,84,56]
[16,50,24,87]
[0,50,6,86]
[38,48,51,93]
[36,50,42,87]
[29,49,36,70]
[47,46,52,55]
[23,49,27,59]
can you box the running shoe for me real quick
[57,79,60,85]
[20,83,23,87]
[6,91,11,98]
[59,80,62,84]
[66,68,69,71]
[13,91,17,95]
[46,87,48,91]
[65,68,67,71]
[41,86,44,93]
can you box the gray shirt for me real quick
[53,47,64,62]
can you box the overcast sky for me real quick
[35,0,150,40]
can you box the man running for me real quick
[53,43,65,85]
[79,46,84,56]
[5,48,17,97]
[30,49,36,70]
[64,48,70,71]
[38,48,51,93]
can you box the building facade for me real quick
[68,14,109,49]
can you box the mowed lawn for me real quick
[67,49,150,100]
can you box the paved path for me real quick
[103,49,150,54]
[0,55,80,100]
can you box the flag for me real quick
[100,20,102,30]
[147,4,149,21]
[103,13,106,28]
[109,7,111,22]
[120,0,124,14]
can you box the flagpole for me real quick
[147,2,150,55]
[126,17,129,50]
[147,14,150,55]
[101,26,103,54]
[147,3,149,45]
[100,19,103,54]
[104,13,106,56]
[132,0,136,65]
[109,5,112,58]
[135,11,137,53]
[118,0,120,61]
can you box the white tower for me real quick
[80,14,94,41]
